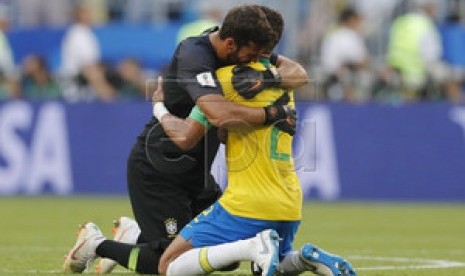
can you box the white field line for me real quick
[351,255,465,271]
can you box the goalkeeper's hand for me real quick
[232,65,281,99]
[263,93,297,136]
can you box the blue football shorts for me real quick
[180,201,301,259]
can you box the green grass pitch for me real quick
[0,197,464,275]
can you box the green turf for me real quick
[0,197,464,275]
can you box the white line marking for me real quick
[350,255,465,271]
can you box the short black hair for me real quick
[259,5,284,49]
[219,5,276,50]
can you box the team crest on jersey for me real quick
[165,218,178,238]
[196,72,216,87]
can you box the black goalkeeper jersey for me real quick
[138,32,225,175]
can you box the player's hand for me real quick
[232,65,281,99]
[263,93,297,136]
[265,105,297,136]
[152,76,164,103]
[275,106,297,135]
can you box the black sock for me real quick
[134,244,162,274]
[96,241,162,274]
[96,240,133,267]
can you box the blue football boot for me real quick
[300,243,357,276]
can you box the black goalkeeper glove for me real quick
[232,65,281,99]
[263,93,297,136]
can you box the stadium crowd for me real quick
[0,0,464,104]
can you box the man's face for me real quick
[225,43,263,65]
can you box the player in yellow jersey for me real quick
[217,62,302,222]
[153,58,356,276]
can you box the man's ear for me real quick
[224,38,237,53]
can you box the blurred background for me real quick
[0,0,464,201]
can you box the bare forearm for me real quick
[159,115,204,150]
[215,103,265,128]
[197,94,265,128]
[152,76,206,150]
[276,55,309,89]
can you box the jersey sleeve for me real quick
[176,43,223,102]
[188,105,211,129]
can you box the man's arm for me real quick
[157,97,295,151]
[195,94,265,128]
[230,56,309,98]
[274,55,309,89]
[158,114,206,151]
[176,45,291,130]
[153,81,295,151]
[190,64,301,130]
[152,76,207,151]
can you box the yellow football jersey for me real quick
[217,62,302,221]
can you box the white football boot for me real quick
[62,222,105,273]
[253,229,280,276]
[96,216,141,274]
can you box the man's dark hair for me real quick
[219,5,276,50]
[259,6,284,51]
[339,7,359,24]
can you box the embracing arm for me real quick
[196,94,265,128]
[152,77,208,151]
[158,113,206,151]
[153,71,295,150]
[274,54,309,89]
[152,77,260,150]
[231,56,309,98]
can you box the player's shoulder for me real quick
[174,36,220,74]
[177,36,216,63]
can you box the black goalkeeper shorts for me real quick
[126,141,222,250]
